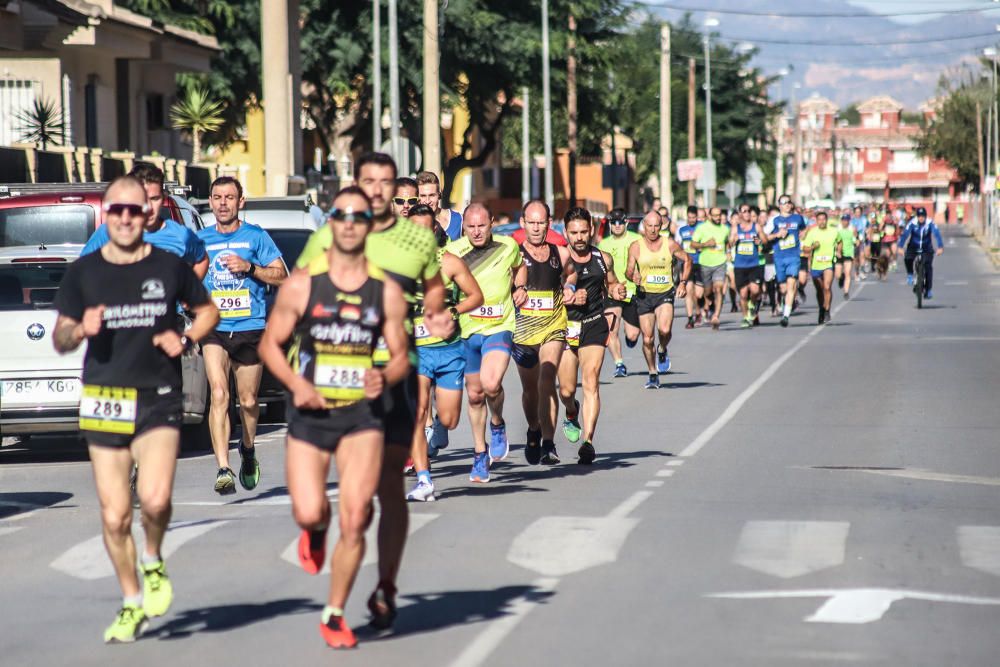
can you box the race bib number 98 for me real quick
[471,304,504,321]
[79,385,137,434]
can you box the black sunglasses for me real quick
[103,202,150,217]
[328,208,373,223]
[609,219,626,225]
[393,197,419,206]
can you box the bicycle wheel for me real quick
[915,257,924,309]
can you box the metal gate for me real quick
[0,79,41,147]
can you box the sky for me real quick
[643,0,999,111]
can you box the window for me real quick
[0,205,96,247]
[866,149,882,163]
[0,263,69,311]
[0,79,39,146]
[146,94,165,130]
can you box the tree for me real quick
[918,71,990,191]
[17,98,65,151]
[170,87,226,162]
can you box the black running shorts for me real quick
[202,329,264,366]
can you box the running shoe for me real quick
[470,452,490,482]
[711,317,720,331]
[656,349,670,374]
[524,428,542,465]
[540,441,560,465]
[906,273,914,286]
[740,318,751,329]
[614,362,627,378]
[489,420,509,462]
[562,401,582,443]
[753,315,760,326]
[425,425,438,458]
[644,374,660,390]
[406,479,436,502]
[103,604,148,644]
[320,609,357,649]
[429,416,449,450]
[403,458,415,475]
[780,316,789,328]
[141,560,173,617]
[578,440,596,465]
[238,445,260,491]
[214,467,236,495]
[129,463,140,509]
[367,582,398,630]
[685,317,694,329]
[297,528,326,575]
[818,309,825,325]
[925,290,933,299]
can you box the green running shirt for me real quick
[598,231,641,302]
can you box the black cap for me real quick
[916,207,927,216]
[840,213,850,220]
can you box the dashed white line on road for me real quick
[679,283,864,458]
[667,460,685,467]
[645,481,665,488]
[656,469,675,477]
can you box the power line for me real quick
[709,30,1000,47]
[671,44,985,70]
[644,1,1000,18]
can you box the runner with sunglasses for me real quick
[392,177,419,219]
[597,208,641,377]
[53,176,219,643]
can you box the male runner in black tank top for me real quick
[514,200,577,465]
[557,208,626,464]
[258,187,410,649]
[53,176,219,643]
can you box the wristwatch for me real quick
[247,263,257,277]
[180,335,195,353]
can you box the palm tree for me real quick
[17,98,66,151]
[170,87,225,163]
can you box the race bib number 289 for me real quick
[79,385,137,434]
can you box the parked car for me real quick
[196,195,322,231]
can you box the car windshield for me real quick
[266,228,313,267]
[0,205,95,247]
[0,262,69,311]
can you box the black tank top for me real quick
[520,242,563,292]
[291,269,384,409]
[567,246,608,321]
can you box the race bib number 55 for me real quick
[521,291,555,315]
[79,385,137,434]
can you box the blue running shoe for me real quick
[644,374,660,390]
[489,421,509,462]
[925,290,933,299]
[469,452,490,483]
[429,415,449,450]
[656,349,671,374]
[614,362,627,378]
[906,274,914,286]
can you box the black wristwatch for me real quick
[180,335,195,353]
[247,263,257,277]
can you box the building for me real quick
[780,93,962,219]
[0,0,218,159]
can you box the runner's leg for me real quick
[202,344,233,469]
[89,443,140,598]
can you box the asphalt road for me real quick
[2,225,999,666]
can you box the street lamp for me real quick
[703,16,719,206]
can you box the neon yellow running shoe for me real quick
[142,560,173,617]
[104,604,148,643]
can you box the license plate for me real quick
[1,378,80,406]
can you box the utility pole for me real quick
[567,12,578,206]
[659,24,672,211]
[522,86,530,203]
[422,0,441,176]
[977,101,986,194]
[703,18,718,206]
[792,86,801,203]
[388,0,400,164]
[372,0,381,151]
[687,58,695,205]
[830,130,838,201]
[262,0,291,195]
[541,0,555,212]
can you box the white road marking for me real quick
[708,588,1000,624]
[51,519,231,580]
[656,469,675,477]
[958,526,1000,576]
[279,512,439,574]
[854,468,1000,487]
[733,521,849,579]
[0,526,24,537]
[666,460,685,467]
[680,284,863,458]
[880,335,1000,342]
[645,481,665,488]
[944,280,969,286]
[447,577,559,667]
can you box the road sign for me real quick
[677,158,703,182]
[380,137,422,176]
[696,159,717,190]
[745,162,763,194]
[723,179,741,206]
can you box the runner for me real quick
[850,205,869,279]
[802,211,841,324]
[558,208,626,463]
[761,206,779,317]
[405,204,484,501]
[835,213,858,299]
[416,171,462,243]
[730,204,765,328]
[392,177,419,219]
[691,207,729,330]
[626,210,691,388]
[764,195,808,327]
[444,203,526,482]
[675,205,703,330]
[53,176,219,642]
[868,215,886,280]
[296,152,451,631]
[597,208,641,377]
[198,176,287,494]
[258,186,410,649]
[514,200,577,464]
[884,207,903,271]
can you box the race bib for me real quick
[625,282,636,301]
[885,224,896,236]
[567,320,582,346]
[372,337,390,366]
[79,385,137,434]
[778,235,797,250]
[314,354,370,404]
[816,254,832,263]
[521,291,554,316]
[471,303,505,321]
[646,274,672,285]
[413,316,443,347]
[737,240,755,255]
[212,289,251,318]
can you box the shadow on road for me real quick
[659,381,724,389]
[0,491,74,518]
[151,598,322,639]
[428,448,669,486]
[357,583,556,641]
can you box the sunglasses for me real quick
[328,208,373,223]
[103,202,150,217]
[393,197,419,206]
[778,200,792,205]
[609,219,626,225]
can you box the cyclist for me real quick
[898,206,943,299]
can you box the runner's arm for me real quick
[932,223,944,251]
[441,251,484,314]
[257,269,312,395]
[602,251,627,300]
[625,241,640,283]
[559,245,579,303]
[512,263,529,307]
[379,278,411,388]
[192,255,208,280]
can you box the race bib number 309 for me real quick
[79,385,137,434]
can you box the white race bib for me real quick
[471,303,505,321]
[778,235,797,250]
[212,289,251,318]
[79,385,137,434]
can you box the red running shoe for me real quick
[320,612,357,649]
[297,529,325,575]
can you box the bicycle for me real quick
[913,252,926,309]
